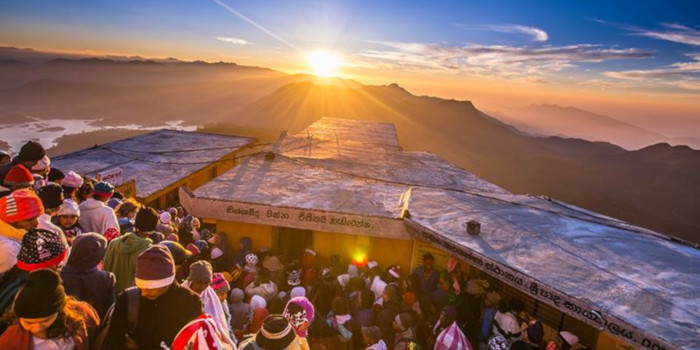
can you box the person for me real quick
[76,177,95,204]
[301,249,318,293]
[241,253,259,288]
[323,296,353,350]
[392,313,416,350]
[171,314,235,350]
[61,232,116,320]
[36,183,66,236]
[0,141,45,184]
[0,150,10,166]
[103,207,156,294]
[229,288,252,342]
[362,326,387,350]
[491,298,523,346]
[433,305,473,350]
[249,295,269,334]
[212,272,236,343]
[238,314,303,350]
[54,199,83,244]
[0,189,43,273]
[283,296,315,350]
[157,211,176,236]
[377,284,402,345]
[559,331,586,350]
[2,164,35,193]
[79,181,119,234]
[48,167,65,185]
[61,171,84,202]
[367,261,387,302]
[352,289,377,349]
[183,260,235,347]
[478,291,502,347]
[511,320,544,350]
[245,268,279,301]
[0,269,100,350]
[234,237,253,267]
[104,245,203,350]
[0,227,67,334]
[412,253,439,300]
[115,198,140,233]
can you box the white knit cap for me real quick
[559,331,579,345]
[57,199,80,217]
[210,247,224,259]
[290,286,306,298]
[367,261,379,269]
[159,211,171,224]
[31,155,50,172]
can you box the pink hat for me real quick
[62,171,84,188]
[211,272,230,293]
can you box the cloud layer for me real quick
[481,24,549,42]
[216,36,251,46]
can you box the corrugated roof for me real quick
[52,129,255,198]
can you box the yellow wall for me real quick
[596,332,636,350]
[216,220,274,252]
[313,230,414,271]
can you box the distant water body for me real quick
[0,118,195,153]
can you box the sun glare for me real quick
[307,50,342,77]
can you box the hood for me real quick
[66,233,108,270]
[79,198,104,211]
[114,233,152,254]
[0,219,25,241]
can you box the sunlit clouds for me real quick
[216,37,251,46]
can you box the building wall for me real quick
[216,220,274,252]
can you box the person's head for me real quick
[160,241,193,266]
[190,217,200,229]
[392,312,415,332]
[438,305,457,327]
[255,315,297,350]
[13,269,85,340]
[76,178,94,202]
[359,289,375,309]
[37,183,64,214]
[485,291,502,308]
[31,155,51,177]
[361,326,382,346]
[47,168,65,185]
[0,150,10,165]
[17,141,45,169]
[66,233,108,271]
[93,181,114,202]
[135,206,159,233]
[526,320,544,344]
[56,199,80,228]
[239,237,252,251]
[0,189,43,231]
[230,288,245,304]
[284,297,315,338]
[115,198,140,219]
[422,253,434,270]
[4,164,34,190]
[135,245,176,300]
[382,284,400,303]
[17,228,67,271]
[211,272,230,303]
[188,260,213,294]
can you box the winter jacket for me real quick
[0,220,24,274]
[377,300,402,345]
[103,233,152,294]
[0,267,29,334]
[79,198,119,234]
[104,283,202,350]
[0,300,99,350]
[61,267,116,320]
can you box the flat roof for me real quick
[52,129,256,198]
[182,117,699,349]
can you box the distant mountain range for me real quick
[0,47,698,243]
[490,104,700,150]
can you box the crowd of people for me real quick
[0,142,589,350]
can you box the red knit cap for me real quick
[3,164,34,188]
[0,189,44,224]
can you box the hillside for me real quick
[0,52,698,243]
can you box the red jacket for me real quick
[0,301,99,350]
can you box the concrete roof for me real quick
[52,129,255,198]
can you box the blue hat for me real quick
[94,181,114,198]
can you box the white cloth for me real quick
[183,282,235,347]
[38,213,64,237]
[78,198,119,235]
[0,234,20,273]
[370,276,387,301]
[32,336,75,350]
[366,339,387,350]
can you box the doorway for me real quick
[273,227,314,263]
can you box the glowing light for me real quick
[352,252,368,267]
[307,50,342,77]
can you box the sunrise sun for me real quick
[307,50,342,77]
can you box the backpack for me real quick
[91,287,140,350]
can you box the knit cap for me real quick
[245,253,258,266]
[135,245,176,289]
[388,265,402,279]
[135,207,159,232]
[188,260,213,284]
[283,296,315,338]
[0,189,44,223]
[256,315,297,349]
[17,141,45,162]
[62,171,84,188]
[211,272,230,294]
[287,269,301,287]
[57,199,80,217]
[393,313,415,332]
[161,240,193,265]
[31,155,50,172]
[66,233,108,271]
[159,211,172,224]
[230,288,244,303]
[3,164,34,188]
[103,227,121,242]
[48,168,65,183]
[186,243,201,256]
[14,269,65,318]
[17,228,67,271]
[290,286,306,299]
[94,181,114,198]
[527,320,544,343]
[37,183,64,210]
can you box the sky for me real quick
[1,0,699,132]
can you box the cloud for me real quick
[358,41,653,79]
[216,36,251,46]
[593,19,700,46]
[603,53,700,91]
[481,24,549,42]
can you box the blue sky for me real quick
[1,0,699,115]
